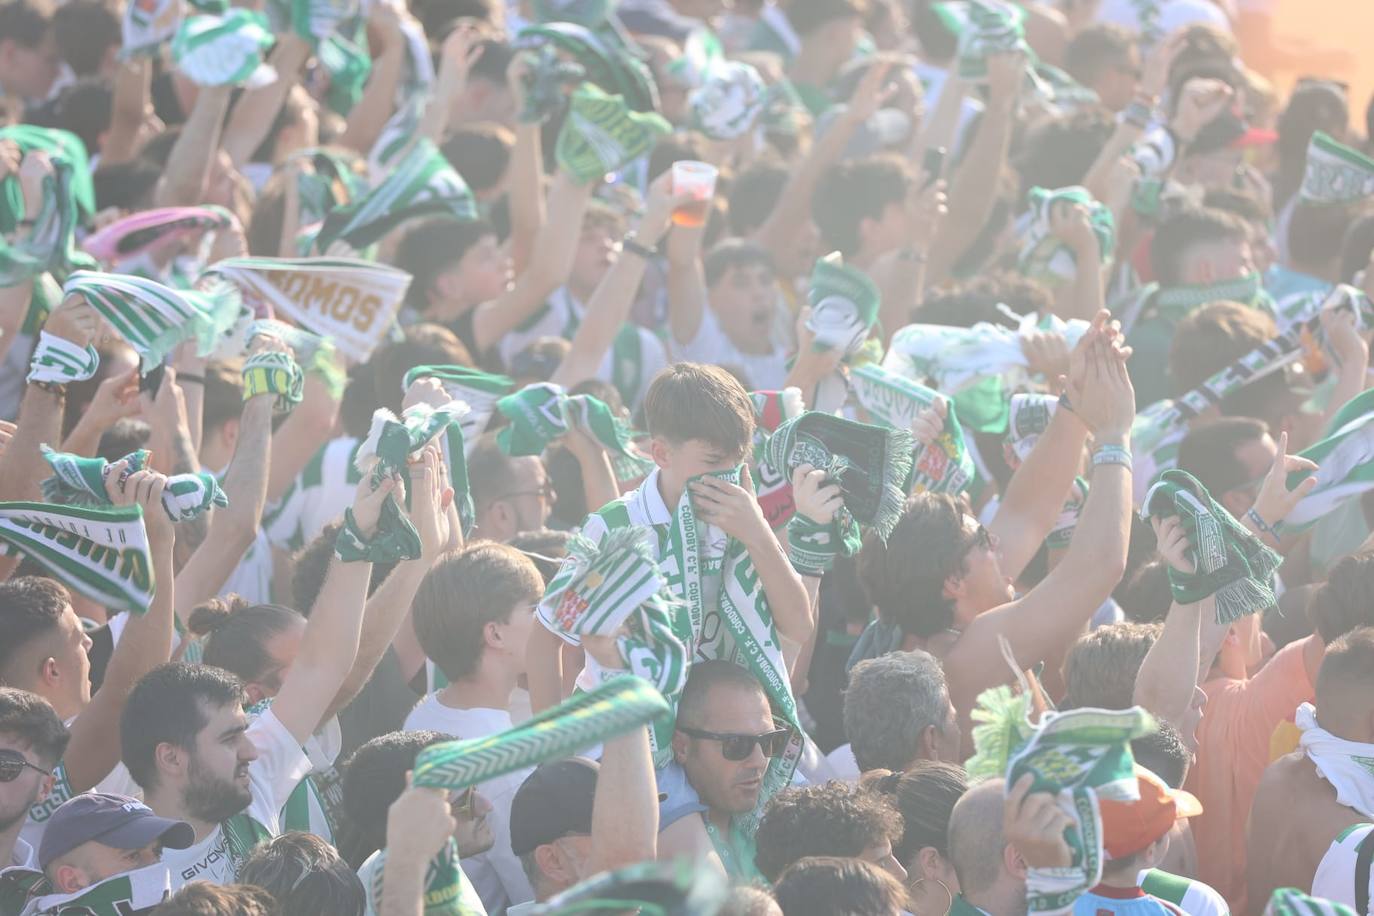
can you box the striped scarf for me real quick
[1301,131,1374,206]
[555,82,671,185]
[1017,186,1115,283]
[0,125,94,221]
[42,447,227,522]
[20,862,171,916]
[0,135,94,286]
[313,139,476,256]
[0,501,154,613]
[266,0,358,45]
[851,362,973,494]
[63,270,244,371]
[748,388,805,529]
[1286,388,1374,531]
[403,364,512,457]
[530,860,727,915]
[495,382,653,483]
[171,9,276,87]
[1266,889,1357,916]
[27,331,99,385]
[207,255,411,363]
[808,252,880,357]
[122,0,181,57]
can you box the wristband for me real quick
[621,232,657,260]
[897,247,928,263]
[1118,98,1154,130]
[1246,507,1282,544]
[1091,443,1132,471]
[241,350,304,412]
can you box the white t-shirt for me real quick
[160,708,311,890]
[264,437,363,553]
[671,303,792,392]
[403,699,536,912]
[1312,822,1374,912]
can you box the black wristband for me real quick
[176,373,205,386]
[621,234,657,260]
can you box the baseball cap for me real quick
[1189,111,1278,156]
[1098,767,1203,861]
[509,758,599,857]
[38,793,196,869]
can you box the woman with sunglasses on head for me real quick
[853,315,1137,753]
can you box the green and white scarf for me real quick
[748,388,806,529]
[1150,271,1270,323]
[1301,131,1374,206]
[412,674,668,790]
[529,860,728,915]
[27,331,99,385]
[762,410,914,541]
[403,364,512,455]
[884,315,1090,397]
[63,270,243,372]
[171,9,276,87]
[555,82,671,185]
[495,382,653,482]
[1005,392,1055,468]
[241,348,305,413]
[688,60,766,141]
[1006,706,1154,915]
[1141,470,1282,622]
[517,44,588,125]
[20,861,171,916]
[1017,186,1115,283]
[267,0,357,46]
[542,527,689,699]
[670,466,803,840]
[933,0,1031,81]
[313,139,475,256]
[122,0,181,57]
[0,152,92,287]
[360,840,482,916]
[290,147,370,228]
[807,252,880,357]
[0,501,154,614]
[1286,388,1374,531]
[341,401,466,562]
[1265,889,1357,916]
[0,126,94,222]
[851,362,973,494]
[207,255,411,363]
[42,447,227,522]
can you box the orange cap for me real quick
[1097,766,1203,861]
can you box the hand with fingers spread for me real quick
[1062,311,1134,438]
[1020,328,1072,384]
[1171,78,1234,145]
[1151,515,1196,575]
[910,397,947,449]
[791,463,844,527]
[1249,430,1318,533]
[689,469,770,548]
[1004,774,1074,869]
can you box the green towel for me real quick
[1017,186,1115,283]
[1141,469,1281,622]
[171,9,276,87]
[41,447,227,523]
[806,252,880,356]
[555,83,670,184]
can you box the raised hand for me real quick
[641,170,696,249]
[791,463,844,526]
[1004,774,1074,869]
[402,376,451,411]
[408,445,453,561]
[1249,430,1318,529]
[689,469,770,548]
[1171,78,1234,145]
[106,462,174,545]
[387,774,457,867]
[352,470,403,541]
[44,294,100,348]
[1151,515,1196,575]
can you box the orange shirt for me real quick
[1184,640,1315,913]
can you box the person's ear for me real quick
[918,723,941,761]
[533,843,565,882]
[649,438,672,470]
[914,846,945,881]
[941,572,966,603]
[671,729,689,762]
[432,269,462,305]
[38,656,61,691]
[155,740,189,781]
[53,864,89,895]
[484,619,503,651]
[1004,840,1027,879]
[243,682,268,706]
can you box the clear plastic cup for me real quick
[671,160,718,227]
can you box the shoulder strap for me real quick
[1356,824,1374,916]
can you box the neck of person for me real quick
[706,806,732,834]
[437,657,517,711]
[1094,862,1143,890]
[657,471,685,513]
[0,816,24,869]
[144,786,219,843]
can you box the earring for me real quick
[908,877,953,916]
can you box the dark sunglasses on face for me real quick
[961,524,993,556]
[450,786,478,819]
[676,726,792,761]
[0,749,51,783]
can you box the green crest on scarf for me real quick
[1301,131,1374,206]
[807,252,880,355]
[1141,469,1282,622]
[556,82,671,184]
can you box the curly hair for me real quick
[754,781,904,882]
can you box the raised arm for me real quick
[102,58,156,166]
[665,197,709,349]
[950,322,1134,701]
[222,36,310,168]
[417,25,485,147]
[63,466,177,791]
[272,472,397,744]
[380,778,457,916]
[470,171,594,353]
[267,368,343,502]
[155,85,232,207]
[587,723,658,874]
[505,54,544,275]
[339,4,408,157]
[1047,202,1106,322]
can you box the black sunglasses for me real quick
[0,749,51,783]
[676,726,791,761]
[961,524,993,557]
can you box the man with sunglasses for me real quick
[0,690,66,877]
[658,660,787,881]
[468,434,557,543]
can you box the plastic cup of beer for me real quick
[671,160,718,227]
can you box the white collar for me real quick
[9,835,35,869]
[633,468,674,527]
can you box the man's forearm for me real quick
[156,86,232,207]
[328,559,429,719]
[930,95,1014,280]
[551,256,649,388]
[991,408,1090,579]
[588,726,657,874]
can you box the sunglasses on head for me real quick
[676,726,792,761]
[0,749,50,783]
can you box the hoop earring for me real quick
[908,877,953,916]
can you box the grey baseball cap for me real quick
[38,793,196,869]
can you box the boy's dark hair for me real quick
[121,663,245,791]
[786,0,867,36]
[291,521,395,614]
[238,833,365,916]
[1013,107,1115,203]
[704,238,775,288]
[415,0,492,37]
[755,782,904,882]
[1149,207,1250,288]
[0,578,70,684]
[368,323,473,415]
[412,542,544,681]
[442,123,515,195]
[93,159,161,213]
[187,597,304,687]
[677,660,767,727]
[811,154,912,257]
[1165,25,1241,102]
[1176,416,1269,497]
[773,857,907,916]
[643,363,755,460]
[1116,559,1172,624]
[1131,722,1190,789]
[857,493,968,638]
[1063,23,1135,90]
[52,0,118,77]
[392,217,498,311]
[728,158,787,237]
[0,0,49,49]
[152,883,280,916]
[1307,553,1374,644]
[97,419,152,464]
[339,730,449,869]
[0,687,69,767]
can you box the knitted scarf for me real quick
[63,270,244,372]
[1017,186,1115,283]
[18,861,171,916]
[41,447,227,522]
[555,82,671,185]
[807,252,880,357]
[884,314,1090,398]
[0,125,94,223]
[1141,470,1281,622]
[171,9,276,87]
[27,330,99,385]
[495,382,653,483]
[850,362,973,494]
[748,388,805,529]
[207,255,412,363]
[0,501,154,613]
[403,364,512,456]
[0,129,94,286]
[1301,131,1374,206]
[1285,388,1374,531]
